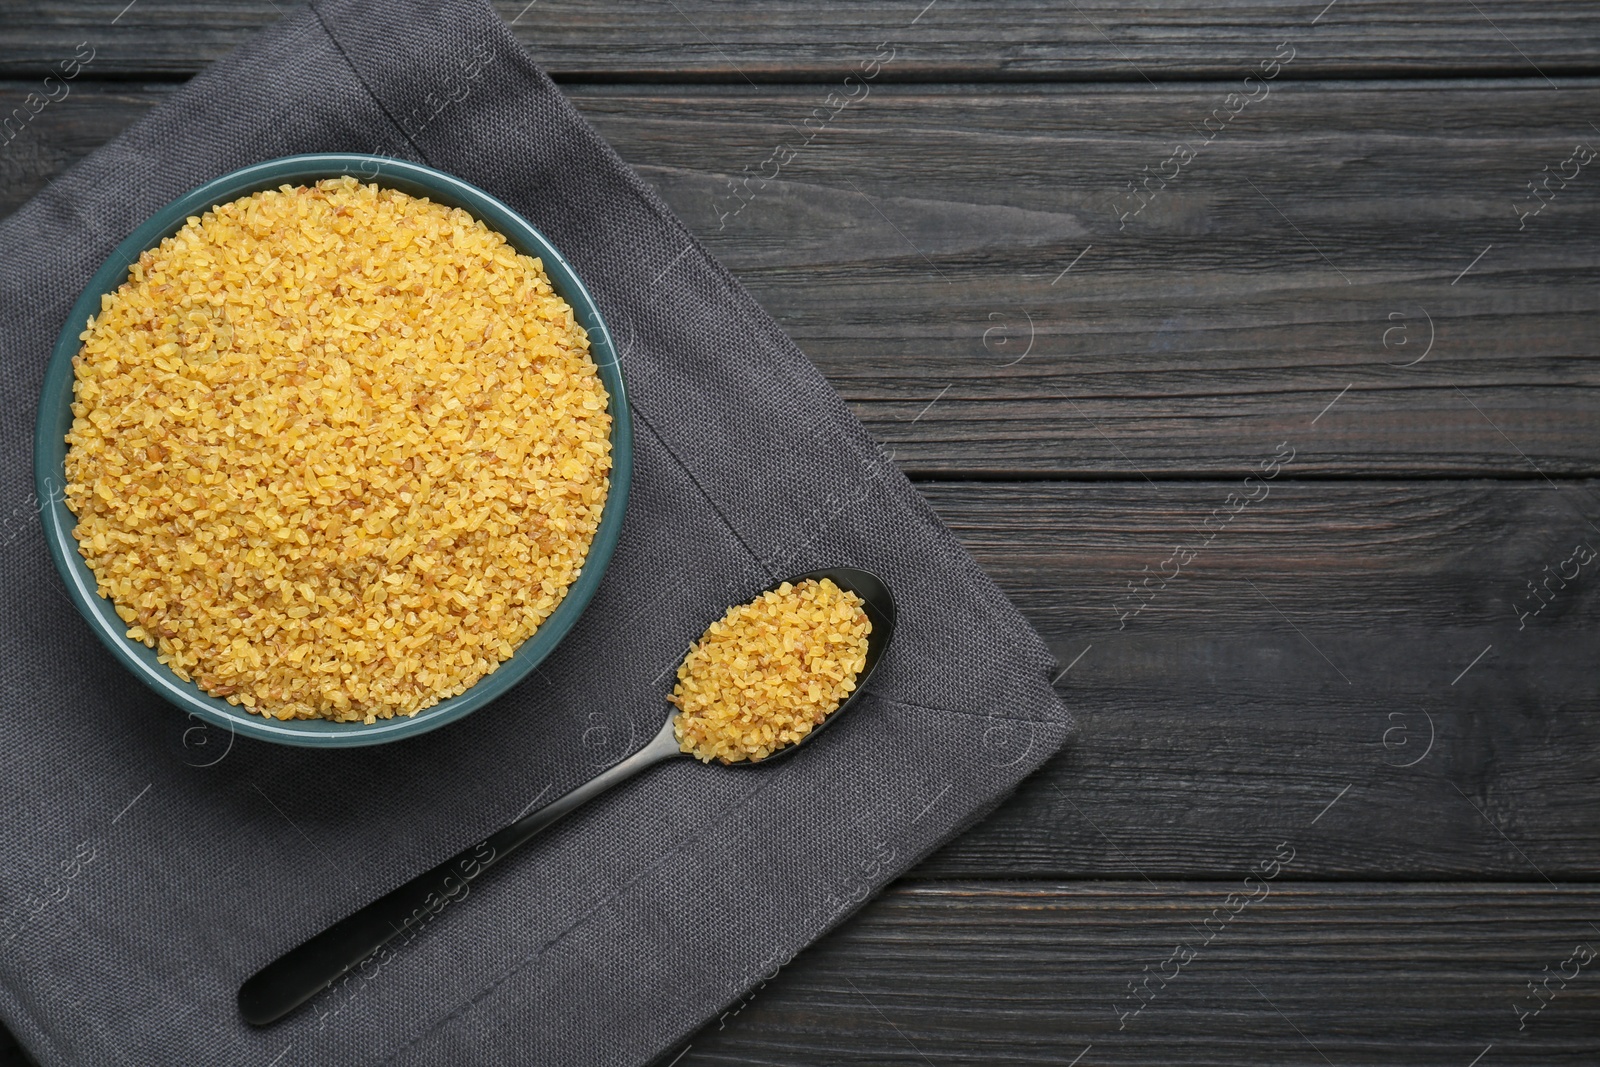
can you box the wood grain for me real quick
[914,478,1600,879]
[3,14,1598,1063]
[590,80,1600,479]
[2,1,1599,81]
[666,882,1600,1066]
[4,81,1596,477]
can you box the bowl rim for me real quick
[33,153,634,748]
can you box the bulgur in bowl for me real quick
[33,154,632,747]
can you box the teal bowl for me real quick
[34,154,633,748]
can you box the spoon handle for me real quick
[238,714,682,1026]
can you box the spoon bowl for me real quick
[239,566,897,1026]
[713,566,897,765]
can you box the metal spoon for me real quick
[238,566,896,1026]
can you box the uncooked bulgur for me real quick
[63,176,612,722]
[670,578,870,763]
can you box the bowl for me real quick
[33,154,633,748]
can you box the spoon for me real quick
[238,566,897,1026]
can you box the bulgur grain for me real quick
[63,176,612,723]
[669,578,870,763]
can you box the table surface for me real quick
[2,3,1597,1065]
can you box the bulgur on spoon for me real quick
[670,576,872,763]
[239,567,897,1026]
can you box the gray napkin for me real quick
[0,1,1073,1062]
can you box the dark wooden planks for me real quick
[1,83,1594,877]
[3,1,1600,81]
[911,478,1600,879]
[586,80,1600,479]
[668,882,1600,1066]
[4,80,1597,478]
[0,81,150,205]
[0,5,1594,1067]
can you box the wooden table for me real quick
[2,3,1596,1064]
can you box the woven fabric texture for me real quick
[0,1,1074,1062]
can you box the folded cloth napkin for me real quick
[0,1,1073,1062]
